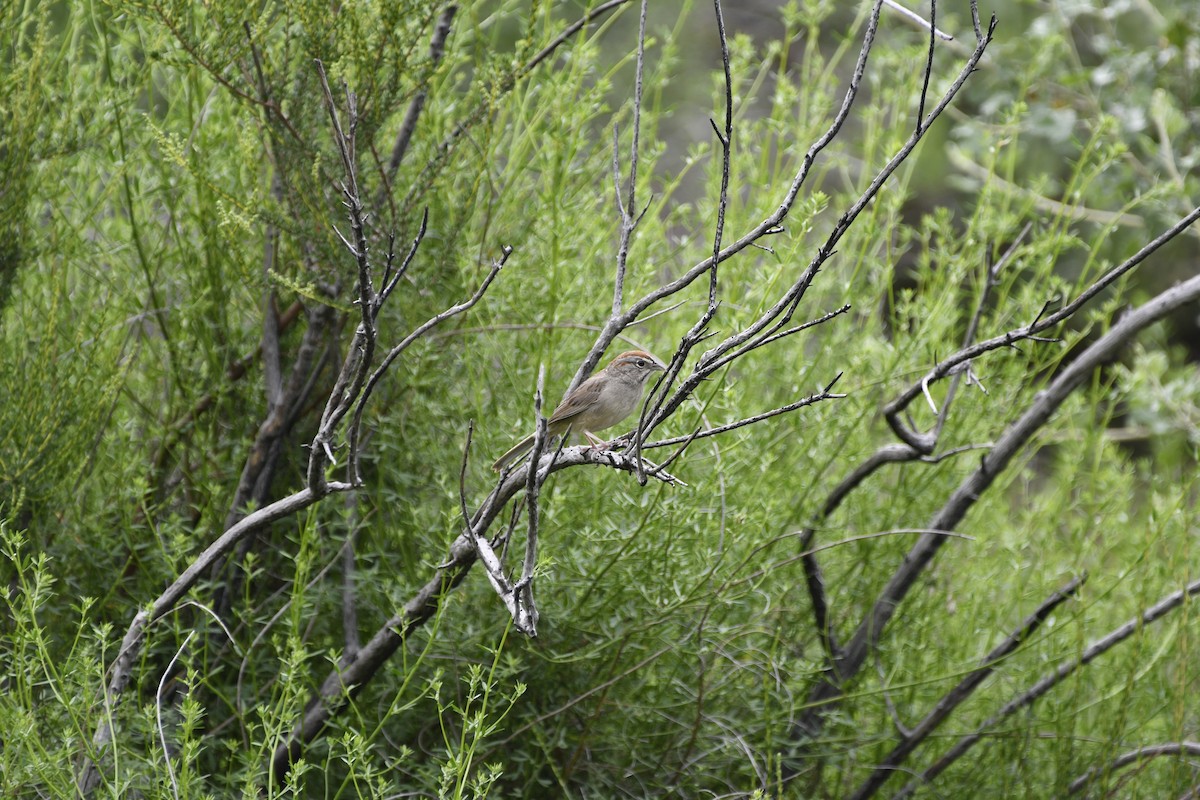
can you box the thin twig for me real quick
[915,0,936,126]
[634,0,735,483]
[347,245,510,483]
[641,375,843,449]
[516,367,548,633]
[882,0,954,40]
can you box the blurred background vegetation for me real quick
[2,0,1198,797]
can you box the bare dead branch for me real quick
[633,0,734,482]
[517,367,549,633]
[641,375,844,450]
[346,245,510,484]
[915,0,937,126]
[891,576,1200,799]
[885,204,1200,453]
[378,209,427,314]
[883,0,954,40]
[848,573,1087,799]
[629,7,996,451]
[1066,742,1200,796]
[309,61,378,492]
[704,304,852,375]
[795,270,1200,750]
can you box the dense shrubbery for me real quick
[2,1,1198,797]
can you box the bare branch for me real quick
[517,367,549,633]
[796,270,1200,747]
[609,0,649,321]
[641,376,844,450]
[892,576,1200,799]
[378,208,428,313]
[883,0,954,40]
[915,0,937,126]
[346,245,510,483]
[885,204,1200,452]
[309,60,378,492]
[848,573,1087,800]
[1067,742,1200,797]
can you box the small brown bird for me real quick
[492,350,665,471]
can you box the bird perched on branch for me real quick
[492,350,665,471]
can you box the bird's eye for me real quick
[636,359,646,368]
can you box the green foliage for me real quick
[1,1,1199,798]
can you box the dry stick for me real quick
[1066,742,1200,797]
[346,245,509,484]
[639,375,843,449]
[347,212,430,484]
[309,62,378,494]
[471,369,548,636]
[884,203,1200,453]
[212,300,337,622]
[891,576,1200,800]
[914,0,936,126]
[667,0,733,775]
[883,0,954,40]
[794,270,1200,751]
[515,368,549,634]
[609,0,649,319]
[848,573,1087,800]
[634,0,734,485]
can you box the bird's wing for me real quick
[547,378,603,426]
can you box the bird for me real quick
[492,350,665,471]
